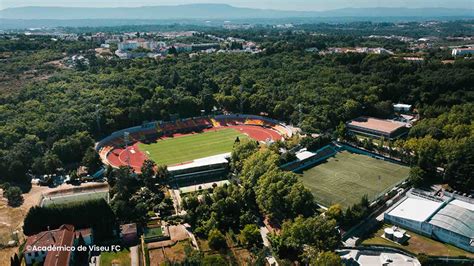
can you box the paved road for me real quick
[260,226,278,266]
[130,245,139,266]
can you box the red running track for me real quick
[106,125,283,173]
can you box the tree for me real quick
[141,159,156,188]
[168,46,178,55]
[336,122,348,141]
[74,233,88,266]
[43,152,62,175]
[230,140,259,172]
[279,216,340,254]
[208,229,227,251]
[81,147,102,173]
[155,164,169,181]
[300,135,332,151]
[240,149,279,186]
[409,166,426,187]
[201,254,228,266]
[325,204,343,224]
[256,170,314,221]
[311,251,342,266]
[238,224,262,248]
[4,186,23,207]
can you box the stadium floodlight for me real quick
[124,132,131,167]
[95,104,101,134]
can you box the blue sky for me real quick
[1,0,473,11]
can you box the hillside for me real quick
[0,4,472,20]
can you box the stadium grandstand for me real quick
[167,153,230,182]
[281,145,337,172]
[347,116,409,140]
[96,114,295,173]
[385,189,474,252]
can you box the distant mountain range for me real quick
[0,4,473,20]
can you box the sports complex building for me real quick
[384,189,474,252]
[347,116,409,140]
[96,114,294,181]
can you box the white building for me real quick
[338,249,421,266]
[118,41,139,51]
[384,190,474,252]
[393,103,412,113]
[452,47,474,57]
[118,40,165,51]
[168,153,230,181]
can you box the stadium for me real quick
[96,114,294,177]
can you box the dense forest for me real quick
[0,21,473,265]
[0,25,473,192]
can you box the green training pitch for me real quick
[299,150,409,208]
[138,128,247,166]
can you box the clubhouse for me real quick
[347,116,409,140]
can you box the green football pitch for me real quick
[137,128,247,166]
[299,150,409,208]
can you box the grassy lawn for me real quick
[298,150,409,208]
[100,249,131,266]
[138,128,247,165]
[362,224,474,258]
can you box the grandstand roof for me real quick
[168,153,230,171]
[347,116,406,134]
[393,103,412,109]
[428,200,474,237]
[295,150,316,161]
[387,197,442,222]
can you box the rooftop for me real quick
[120,223,137,235]
[387,194,474,239]
[393,103,412,109]
[428,200,474,238]
[168,152,230,171]
[387,197,442,222]
[347,116,407,134]
[25,224,76,266]
[295,150,316,161]
[339,249,420,266]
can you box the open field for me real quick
[299,150,409,208]
[362,224,474,258]
[138,128,247,165]
[100,249,131,266]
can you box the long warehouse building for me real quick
[384,189,474,252]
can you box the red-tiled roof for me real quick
[24,224,77,266]
[120,223,137,235]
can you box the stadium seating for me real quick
[245,119,264,126]
[272,124,291,136]
[210,118,221,127]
